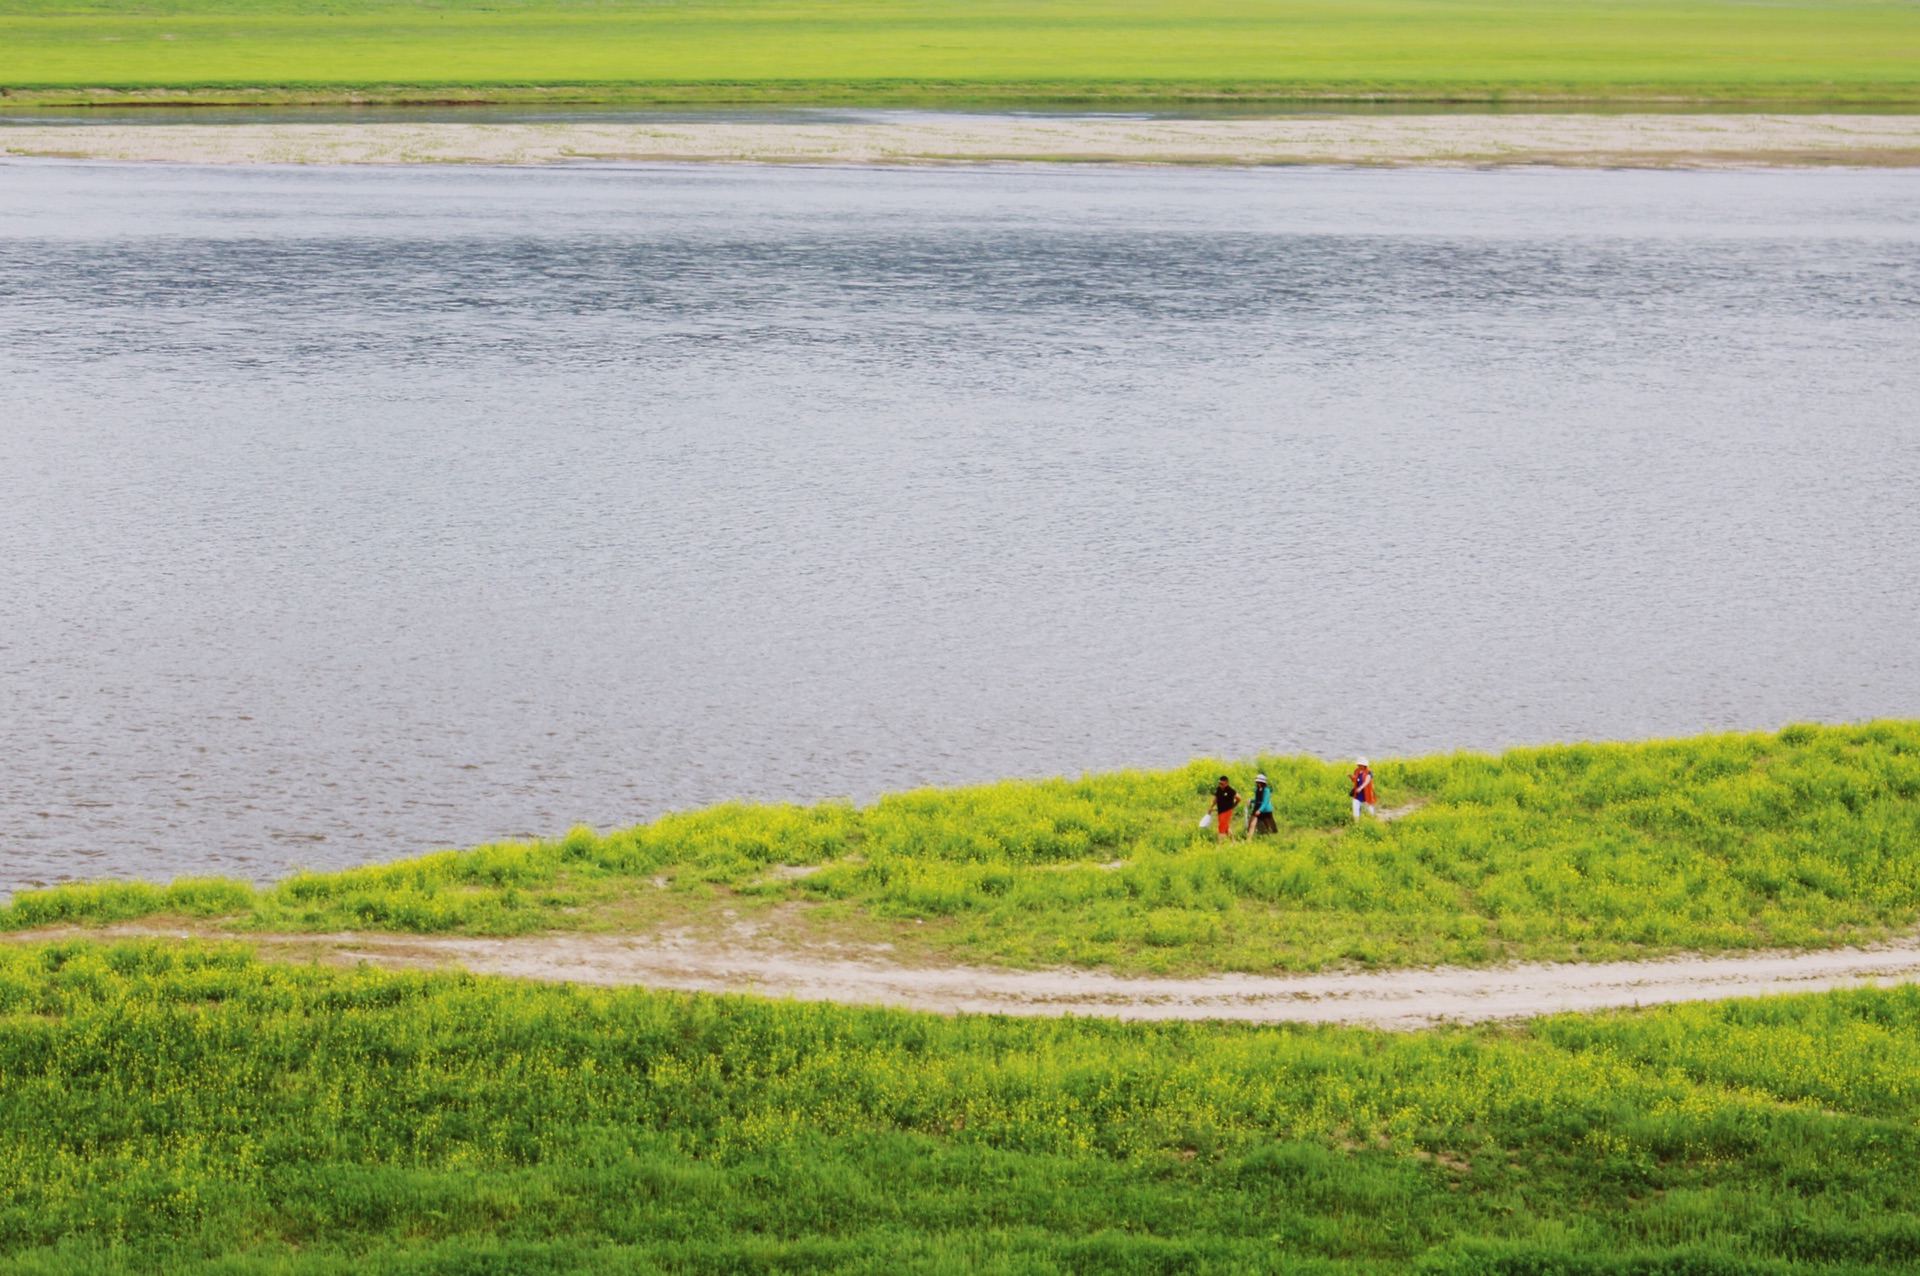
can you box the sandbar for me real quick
[6,112,1920,167]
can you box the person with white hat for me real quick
[1245,772,1278,838]
[1349,757,1376,820]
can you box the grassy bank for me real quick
[3,939,1920,1272]
[4,0,1920,107]
[8,721,1919,975]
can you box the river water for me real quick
[2,159,1916,889]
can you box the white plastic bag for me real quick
[1198,810,1212,829]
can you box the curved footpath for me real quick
[20,925,1920,1029]
[5,113,1920,168]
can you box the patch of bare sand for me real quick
[1378,797,1428,822]
[16,920,1920,1029]
[4,114,1920,168]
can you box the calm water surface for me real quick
[2,160,1917,888]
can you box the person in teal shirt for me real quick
[1245,772,1278,838]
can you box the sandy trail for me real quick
[5,114,1920,168]
[30,925,1920,1029]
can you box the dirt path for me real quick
[6,114,1920,168]
[28,925,1920,1029]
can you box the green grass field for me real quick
[8,730,1918,1269]
[3,0,1920,106]
[5,939,1920,1272]
[9,721,1919,975]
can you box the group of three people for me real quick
[1208,758,1375,839]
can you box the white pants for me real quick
[1352,798,1374,819]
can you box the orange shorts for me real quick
[1217,810,1232,834]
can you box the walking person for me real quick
[1212,774,1239,840]
[1350,757,1376,820]
[1245,772,1278,837]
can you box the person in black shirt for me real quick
[1212,775,1239,840]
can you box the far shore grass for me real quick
[9,721,1918,976]
[10,82,1920,111]
[3,0,1920,108]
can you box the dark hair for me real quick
[1218,775,1230,782]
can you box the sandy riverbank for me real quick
[6,113,1920,166]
